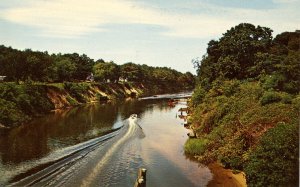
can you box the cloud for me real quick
[1,0,299,39]
[0,0,236,38]
[273,0,298,3]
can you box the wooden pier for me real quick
[134,168,147,187]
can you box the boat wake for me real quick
[9,114,144,187]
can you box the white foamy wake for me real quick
[80,114,139,187]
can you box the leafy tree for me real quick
[260,32,300,93]
[51,58,76,82]
[178,72,195,88]
[0,46,26,81]
[197,23,273,84]
[93,61,120,82]
[24,51,52,81]
[64,53,94,80]
[153,68,176,82]
[120,62,144,82]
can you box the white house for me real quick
[119,77,128,82]
[0,76,6,82]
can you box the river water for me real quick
[0,93,213,187]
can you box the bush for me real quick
[64,82,90,102]
[283,81,299,94]
[23,85,54,114]
[223,80,240,97]
[260,74,285,91]
[184,138,208,155]
[292,94,300,110]
[96,93,108,102]
[0,83,54,126]
[260,91,281,105]
[281,93,293,104]
[0,98,27,126]
[66,95,78,105]
[190,85,206,106]
[245,123,299,187]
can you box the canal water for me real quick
[0,93,213,186]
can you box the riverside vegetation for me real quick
[185,23,299,186]
[0,46,195,128]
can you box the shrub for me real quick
[260,74,285,91]
[0,83,54,126]
[283,81,299,94]
[0,98,27,125]
[260,91,281,105]
[66,95,78,105]
[184,138,208,155]
[96,93,108,102]
[191,85,206,106]
[292,94,300,110]
[245,123,299,187]
[217,132,252,170]
[22,85,54,114]
[64,82,90,102]
[281,93,293,104]
[223,80,240,97]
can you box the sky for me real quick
[0,0,299,74]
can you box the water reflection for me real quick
[0,124,49,164]
[0,95,213,187]
[0,98,173,166]
[0,104,118,165]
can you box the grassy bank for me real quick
[186,80,299,186]
[186,24,299,187]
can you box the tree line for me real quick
[193,23,300,94]
[0,46,195,89]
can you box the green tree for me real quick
[64,53,94,80]
[120,62,144,82]
[178,72,195,88]
[25,52,52,81]
[197,23,273,85]
[259,31,300,93]
[51,58,76,82]
[93,61,120,82]
[0,46,26,82]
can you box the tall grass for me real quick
[184,138,208,155]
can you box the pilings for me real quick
[134,168,147,187]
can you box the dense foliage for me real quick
[188,23,299,186]
[245,123,299,187]
[0,45,195,89]
[0,83,55,126]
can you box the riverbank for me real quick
[185,80,299,186]
[0,81,190,128]
[184,26,299,186]
[207,163,246,187]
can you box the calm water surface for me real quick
[0,93,212,186]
